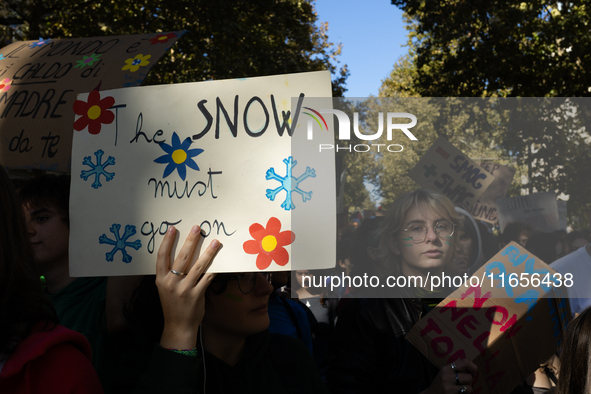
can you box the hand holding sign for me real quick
[157,225,219,350]
[423,360,477,394]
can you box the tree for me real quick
[389,0,591,98]
[0,0,348,96]
[380,0,591,226]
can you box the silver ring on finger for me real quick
[455,371,460,385]
[450,362,457,372]
[458,385,467,394]
[170,269,187,277]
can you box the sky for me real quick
[314,0,409,97]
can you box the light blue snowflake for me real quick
[265,156,316,211]
[81,149,115,189]
[99,224,142,263]
[0,54,5,61]
[29,37,52,48]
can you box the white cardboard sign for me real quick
[69,71,335,276]
[496,192,560,233]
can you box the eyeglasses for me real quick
[226,272,273,294]
[401,220,455,243]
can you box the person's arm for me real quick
[113,225,220,394]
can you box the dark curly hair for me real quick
[18,173,70,227]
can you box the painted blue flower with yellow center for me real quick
[154,132,203,180]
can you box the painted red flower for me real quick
[149,32,177,45]
[243,217,295,270]
[73,90,115,135]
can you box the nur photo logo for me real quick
[303,107,418,153]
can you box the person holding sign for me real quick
[328,189,477,393]
[116,225,328,393]
[0,166,103,393]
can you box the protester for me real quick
[347,216,384,281]
[450,207,483,277]
[551,242,591,316]
[18,174,140,390]
[554,306,591,394]
[501,222,533,248]
[0,165,103,393]
[267,271,314,354]
[328,189,477,393]
[115,225,328,393]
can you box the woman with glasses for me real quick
[115,225,328,393]
[328,189,477,394]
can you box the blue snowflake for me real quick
[265,156,316,211]
[99,224,142,263]
[29,37,52,48]
[81,149,115,189]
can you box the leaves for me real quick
[378,1,591,226]
[0,0,348,96]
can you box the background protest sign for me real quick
[469,162,516,224]
[0,32,184,172]
[69,71,335,277]
[496,192,561,233]
[408,136,495,210]
[406,242,570,394]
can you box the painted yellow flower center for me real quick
[87,105,101,120]
[172,149,187,164]
[261,235,277,252]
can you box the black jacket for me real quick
[328,297,440,393]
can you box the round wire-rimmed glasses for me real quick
[401,219,455,243]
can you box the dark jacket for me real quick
[328,297,439,393]
[114,330,329,394]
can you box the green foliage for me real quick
[390,0,591,98]
[380,1,591,226]
[0,0,348,96]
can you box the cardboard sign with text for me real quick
[69,71,336,277]
[469,162,516,224]
[406,242,570,394]
[0,32,184,172]
[409,136,495,210]
[496,192,561,233]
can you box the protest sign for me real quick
[406,242,570,394]
[496,192,560,233]
[469,162,516,224]
[408,136,495,210]
[69,71,335,276]
[0,32,184,172]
